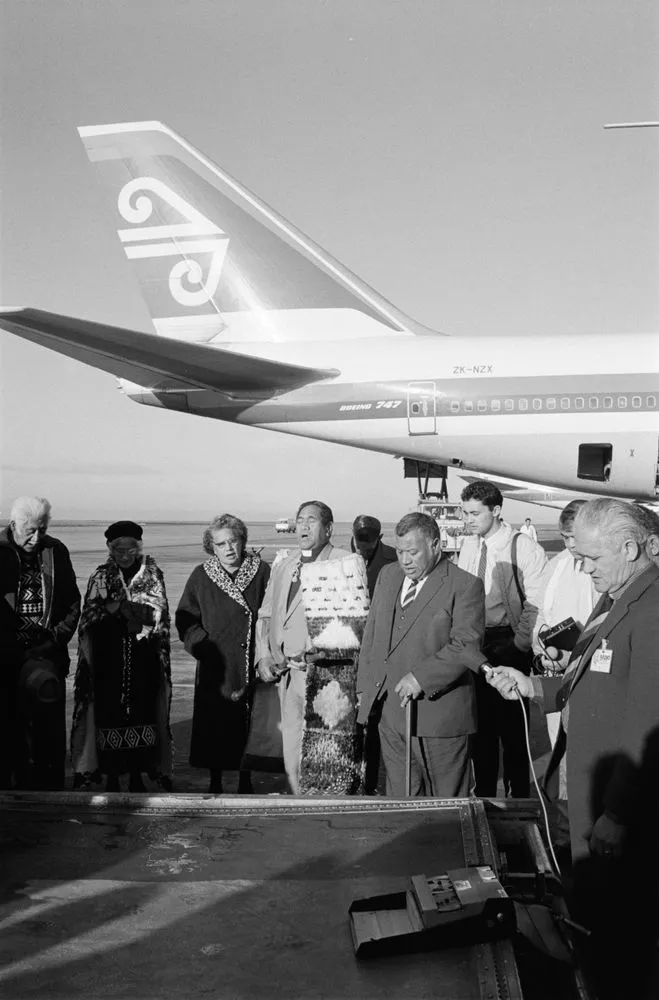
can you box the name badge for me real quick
[590,639,613,674]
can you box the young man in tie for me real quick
[458,481,547,797]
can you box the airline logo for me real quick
[116,177,229,307]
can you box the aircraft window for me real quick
[617,396,627,408]
[477,400,487,413]
[532,398,542,411]
[632,395,642,409]
[505,399,514,411]
[491,399,501,412]
[464,400,473,413]
[411,402,421,415]
[578,443,613,482]
[519,399,528,411]
[603,396,613,409]
[450,401,460,414]
[547,398,556,410]
[647,395,656,408]
[575,397,584,410]
[560,397,570,410]
[588,396,599,409]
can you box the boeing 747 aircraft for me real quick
[1,121,658,502]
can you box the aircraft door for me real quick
[407,381,437,435]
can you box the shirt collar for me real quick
[480,521,511,554]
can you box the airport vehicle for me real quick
[275,517,295,533]
[418,498,466,554]
[1,120,658,503]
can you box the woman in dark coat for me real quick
[176,514,270,794]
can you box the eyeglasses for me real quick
[111,546,140,556]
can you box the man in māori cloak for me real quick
[357,512,486,797]
[256,501,352,794]
[0,496,80,790]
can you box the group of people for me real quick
[0,500,274,795]
[3,491,659,847]
[2,487,659,994]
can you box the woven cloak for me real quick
[298,555,370,794]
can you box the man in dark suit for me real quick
[488,499,659,999]
[357,512,486,797]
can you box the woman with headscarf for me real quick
[71,521,172,793]
[176,514,270,794]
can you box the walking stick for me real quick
[405,699,412,798]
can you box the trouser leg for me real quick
[30,694,66,790]
[418,734,472,798]
[378,709,424,797]
[472,674,501,796]
[499,695,530,797]
[278,669,305,795]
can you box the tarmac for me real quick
[0,795,519,1000]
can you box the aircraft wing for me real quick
[458,473,596,510]
[0,308,338,397]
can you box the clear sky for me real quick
[1,0,657,523]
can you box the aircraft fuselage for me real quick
[124,331,659,500]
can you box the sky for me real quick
[1,0,658,523]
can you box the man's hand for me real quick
[589,812,626,859]
[487,667,534,700]
[257,660,278,683]
[395,672,423,708]
[538,644,569,672]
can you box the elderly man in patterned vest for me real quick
[0,496,80,789]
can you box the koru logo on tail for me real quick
[117,177,229,307]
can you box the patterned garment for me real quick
[15,551,45,644]
[300,657,364,794]
[300,554,371,658]
[203,552,261,691]
[71,555,172,780]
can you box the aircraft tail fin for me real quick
[77,121,440,345]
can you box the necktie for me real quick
[560,592,614,731]
[477,541,488,581]
[286,554,314,610]
[401,581,420,608]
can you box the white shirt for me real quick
[400,573,429,606]
[532,548,597,657]
[458,522,512,626]
[520,523,538,543]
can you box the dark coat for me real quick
[176,559,270,769]
[351,539,398,598]
[356,558,485,737]
[0,527,81,677]
[542,565,659,862]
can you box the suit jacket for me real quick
[351,539,398,598]
[542,564,659,860]
[256,544,351,668]
[356,558,485,737]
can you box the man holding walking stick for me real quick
[356,513,486,798]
